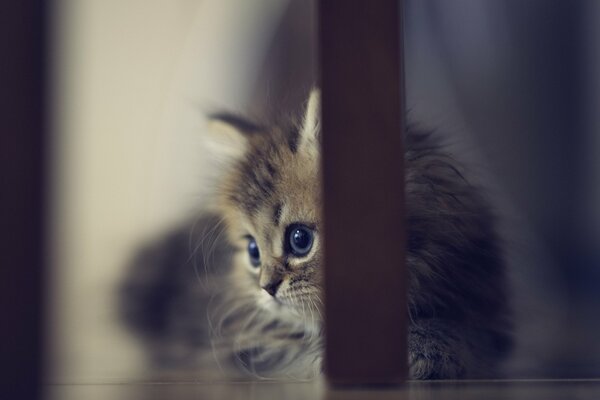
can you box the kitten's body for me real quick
[120,91,511,379]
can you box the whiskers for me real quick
[206,277,323,380]
[185,212,326,381]
[187,214,228,290]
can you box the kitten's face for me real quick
[210,91,323,324]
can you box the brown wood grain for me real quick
[320,0,407,385]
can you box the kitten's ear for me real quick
[298,89,321,151]
[205,113,260,161]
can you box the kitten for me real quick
[120,90,512,379]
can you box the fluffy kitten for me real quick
[120,90,512,379]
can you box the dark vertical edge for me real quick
[320,0,407,386]
[0,0,47,398]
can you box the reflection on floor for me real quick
[46,378,600,400]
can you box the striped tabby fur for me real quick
[120,90,511,379]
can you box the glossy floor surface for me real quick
[46,379,600,400]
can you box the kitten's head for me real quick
[207,90,323,324]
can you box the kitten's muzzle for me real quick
[261,277,283,297]
[259,263,285,297]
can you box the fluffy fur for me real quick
[120,90,512,379]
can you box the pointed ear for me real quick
[298,89,321,151]
[204,113,261,162]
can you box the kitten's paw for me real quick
[408,321,467,379]
[409,351,465,380]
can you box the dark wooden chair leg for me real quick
[320,0,407,386]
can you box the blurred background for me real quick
[47,0,600,383]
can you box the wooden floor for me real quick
[46,379,600,400]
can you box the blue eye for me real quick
[288,225,314,257]
[247,237,261,267]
